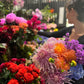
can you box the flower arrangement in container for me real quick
[0,13,42,63]
[32,33,84,84]
[0,58,41,84]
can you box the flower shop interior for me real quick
[0,0,84,84]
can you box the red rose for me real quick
[32,71,39,78]
[24,73,34,83]
[18,64,25,69]
[29,64,40,74]
[7,78,19,84]
[15,68,27,80]
[7,63,18,73]
[25,66,33,72]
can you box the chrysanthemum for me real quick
[33,37,72,84]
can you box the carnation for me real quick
[7,63,18,73]
[24,73,34,83]
[7,78,19,84]
[11,58,18,62]
[6,13,16,23]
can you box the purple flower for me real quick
[6,13,16,23]
[37,35,48,44]
[65,38,84,64]
[0,18,5,26]
[66,32,69,36]
[24,41,27,44]
[69,63,84,80]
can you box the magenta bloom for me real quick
[20,58,26,63]
[11,58,18,62]
[15,17,27,24]
[6,13,16,23]
[0,63,6,69]
[0,18,5,26]
[13,0,18,5]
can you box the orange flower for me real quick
[50,8,54,13]
[19,23,28,29]
[11,25,19,33]
[54,43,67,56]
[62,49,76,62]
[55,57,70,71]
[19,23,28,33]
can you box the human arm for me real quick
[38,26,74,38]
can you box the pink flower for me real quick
[21,0,24,8]
[31,15,38,22]
[41,77,45,84]
[27,20,32,28]
[0,18,5,26]
[37,23,47,30]
[11,58,18,62]
[47,23,57,29]
[13,0,18,5]
[35,8,40,13]
[37,27,41,30]
[35,20,41,24]
[32,11,35,15]
[6,13,16,23]
[20,58,26,63]
[15,17,27,24]
[0,63,6,69]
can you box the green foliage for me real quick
[41,5,57,23]
[0,0,13,18]
[16,9,33,19]
[0,69,15,84]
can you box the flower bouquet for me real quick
[32,33,84,84]
[0,13,42,63]
[0,58,41,84]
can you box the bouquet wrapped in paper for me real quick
[33,33,84,84]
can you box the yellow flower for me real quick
[49,58,55,63]
[71,60,77,66]
[54,28,58,32]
